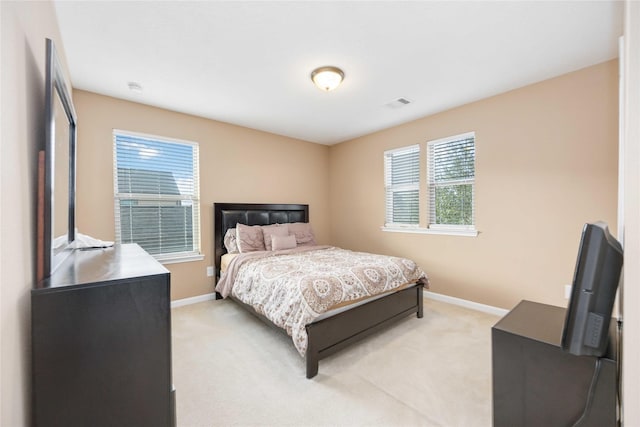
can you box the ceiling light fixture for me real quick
[127,81,143,93]
[310,66,344,92]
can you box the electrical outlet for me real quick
[564,284,572,299]
[206,266,214,277]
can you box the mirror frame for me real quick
[43,38,77,278]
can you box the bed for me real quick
[214,202,426,378]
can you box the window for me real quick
[384,144,420,227]
[427,132,475,231]
[113,130,202,263]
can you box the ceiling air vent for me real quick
[385,97,412,109]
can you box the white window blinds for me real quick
[384,144,420,226]
[113,131,201,260]
[428,132,475,229]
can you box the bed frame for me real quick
[214,202,424,378]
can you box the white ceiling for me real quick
[53,1,623,145]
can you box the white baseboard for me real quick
[170,290,508,317]
[424,291,508,317]
[171,292,217,308]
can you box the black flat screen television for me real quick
[561,222,623,357]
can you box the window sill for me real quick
[381,226,478,237]
[155,253,205,265]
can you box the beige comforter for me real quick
[216,246,428,356]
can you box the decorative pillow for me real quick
[223,228,239,253]
[261,224,289,251]
[271,234,297,251]
[235,223,265,253]
[288,222,317,246]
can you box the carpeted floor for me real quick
[171,298,500,427]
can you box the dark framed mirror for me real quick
[42,38,77,278]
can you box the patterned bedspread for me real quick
[216,246,428,356]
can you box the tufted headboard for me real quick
[213,203,309,278]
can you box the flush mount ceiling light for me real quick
[310,66,344,92]
[127,81,143,93]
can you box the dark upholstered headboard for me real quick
[213,203,309,278]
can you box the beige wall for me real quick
[329,60,619,310]
[72,90,330,300]
[0,4,627,423]
[1,1,70,425]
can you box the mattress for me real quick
[220,253,239,274]
[314,282,415,321]
[222,252,413,319]
[216,246,426,356]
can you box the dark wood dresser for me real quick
[32,244,175,427]
[492,300,617,427]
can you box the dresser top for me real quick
[35,244,169,292]
[493,299,618,361]
[493,300,566,347]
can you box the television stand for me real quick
[492,300,617,427]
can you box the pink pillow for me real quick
[261,224,289,251]
[288,222,316,246]
[236,223,265,253]
[272,234,297,251]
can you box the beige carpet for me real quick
[171,298,500,427]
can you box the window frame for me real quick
[383,144,421,229]
[427,131,477,234]
[381,133,478,237]
[113,129,203,264]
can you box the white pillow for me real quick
[223,228,239,253]
[271,234,297,251]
